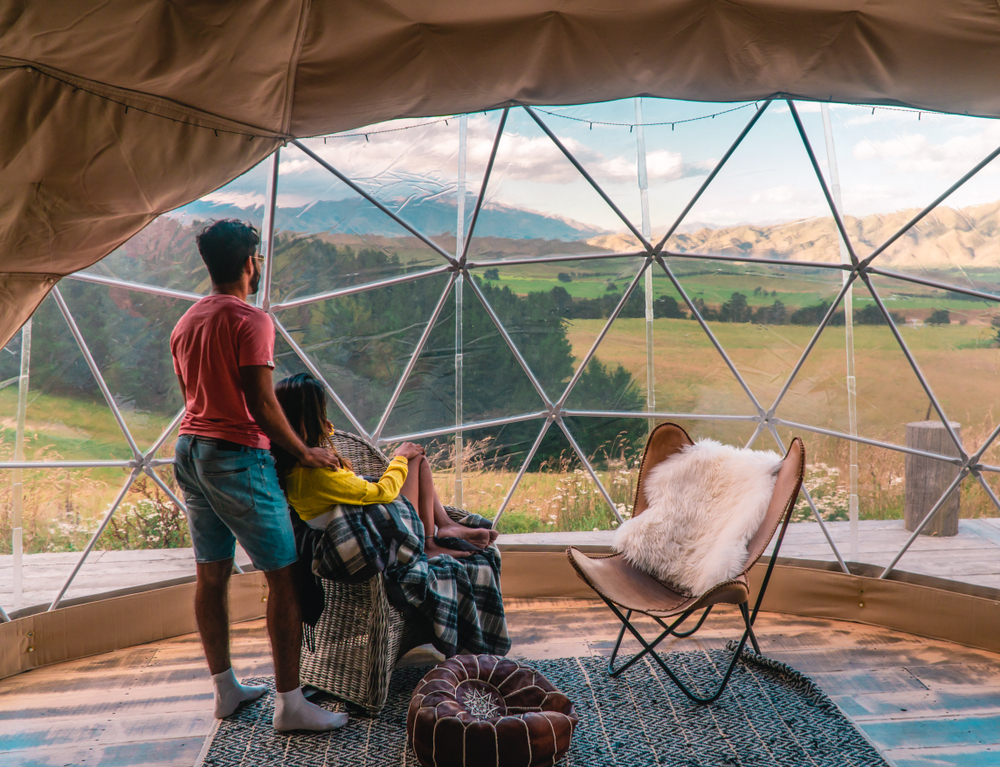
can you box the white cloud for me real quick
[275,193,314,207]
[277,159,313,176]
[852,123,1000,176]
[839,184,897,212]
[289,115,708,194]
[749,185,796,204]
[201,191,266,208]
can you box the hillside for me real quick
[589,201,1000,268]
[175,196,604,241]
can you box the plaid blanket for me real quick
[301,498,510,657]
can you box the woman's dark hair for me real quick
[196,219,259,285]
[272,373,351,480]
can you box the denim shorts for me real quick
[173,434,297,572]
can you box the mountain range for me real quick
[174,195,1000,269]
[588,201,1000,269]
[174,196,604,241]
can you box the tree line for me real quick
[3,228,646,468]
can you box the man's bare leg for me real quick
[195,559,267,717]
[262,565,302,693]
[265,565,348,731]
[400,457,470,559]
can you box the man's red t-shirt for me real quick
[170,294,274,449]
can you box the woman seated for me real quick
[273,373,496,559]
[271,372,509,657]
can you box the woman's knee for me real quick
[418,452,435,476]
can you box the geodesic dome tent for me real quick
[4,0,1000,652]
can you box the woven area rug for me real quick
[196,649,888,766]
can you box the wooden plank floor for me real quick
[504,517,1000,587]
[3,601,1000,766]
[6,518,1000,614]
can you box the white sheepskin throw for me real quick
[613,439,783,595]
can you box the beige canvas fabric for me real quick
[3,0,1000,344]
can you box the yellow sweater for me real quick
[285,456,409,522]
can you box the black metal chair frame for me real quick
[602,503,795,704]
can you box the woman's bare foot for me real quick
[424,539,473,559]
[437,524,498,549]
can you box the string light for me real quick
[328,116,454,138]
[532,102,756,129]
[8,61,952,146]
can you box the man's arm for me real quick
[240,365,340,469]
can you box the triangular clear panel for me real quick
[863,273,999,467]
[272,273,452,436]
[380,276,550,439]
[270,114,502,303]
[776,276,953,451]
[820,104,1000,276]
[639,99,762,244]
[493,421,619,534]
[663,101,844,265]
[59,281,191,454]
[61,469,208,602]
[667,258,847,415]
[563,264,761,434]
[514,100,657,244]
[305,113,500,244]
[470,256,648,404]
[0,468,141,609]
[0,292,132,463]
[467,107,636,264]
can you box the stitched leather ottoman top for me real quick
[407,655,578,767]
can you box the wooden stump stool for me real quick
[904,421,961,537]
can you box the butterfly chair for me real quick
[566,423,805,704]
[297,430,473,714]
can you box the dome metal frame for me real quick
[4,97,1000,619]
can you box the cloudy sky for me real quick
[203,98,1000,236]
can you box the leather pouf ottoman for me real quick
[407,655,578,767]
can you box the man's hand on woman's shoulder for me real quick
[298,446,342,469]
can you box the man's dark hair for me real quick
[195,219,260,284]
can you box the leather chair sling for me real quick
[566,423,805,704]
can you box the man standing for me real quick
[170,219,346,732]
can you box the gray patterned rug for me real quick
[196,649,888,766]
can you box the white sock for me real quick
[273,687,349,732]
[211,667,268,719]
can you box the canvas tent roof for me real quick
[3,0,1000,346]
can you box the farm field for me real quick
[478,258,1000,313]
[3,261,1000,553]
[565,317,1000,443]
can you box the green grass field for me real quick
[567,317,1000,448]
[479,260,1000,319]
[3,262,1000,550]
[0,387,176,463]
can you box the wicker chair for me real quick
[298,431,470,714]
